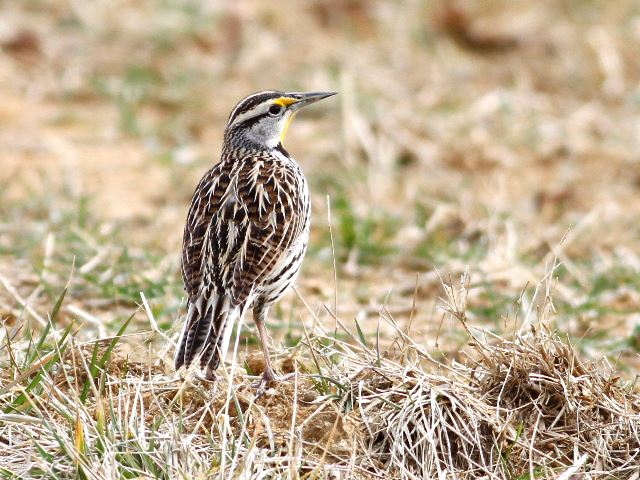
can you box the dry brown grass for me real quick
[1,0,640,478]
[1,274,638,478]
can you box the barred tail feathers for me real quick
[174,301,198,369]
[174,294,240,373]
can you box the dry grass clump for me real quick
[337,275,640,478]
[5,277,638,479]
[469,327,639,474]
[351,324,640,478]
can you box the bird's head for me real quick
[223,90,336,149]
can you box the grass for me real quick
[1,272,639,478]
[1,0,640,478]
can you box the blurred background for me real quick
[1,1,639,373]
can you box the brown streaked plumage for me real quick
[175,90,336,386]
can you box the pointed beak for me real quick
[287,91,337,111]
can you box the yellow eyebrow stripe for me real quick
[273,97,297,107]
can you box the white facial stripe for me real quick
[229,102,270,127]
[228,96,290,129]
[227,91,273,124]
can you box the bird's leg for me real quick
[205,364,217,382]
[253,303,277,387]
[256,319,277,383]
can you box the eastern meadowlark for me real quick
[175,90,336,386]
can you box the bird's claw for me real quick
[252,371,278,396]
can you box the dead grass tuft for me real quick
[354,325,640,478]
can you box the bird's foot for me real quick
[252,370,278,396]
[204,366,217,382]
[192,367,219,395]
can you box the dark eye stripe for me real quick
[235,115,265,128]
[227,91,285,125]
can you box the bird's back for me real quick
[182,146,309,306]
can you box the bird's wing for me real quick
[182,155,307,306]
[181,163,231,300]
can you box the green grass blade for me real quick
[79,311,136,404]
[354,317,367,348]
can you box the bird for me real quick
[174,90,336,387]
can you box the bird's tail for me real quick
[174,293,240,374]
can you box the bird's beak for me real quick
[287,91,337,111]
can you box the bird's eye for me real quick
[268,105,283,116]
